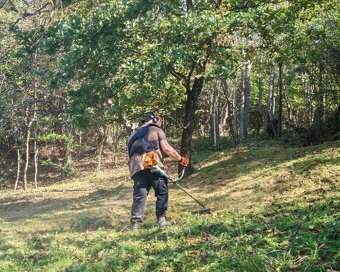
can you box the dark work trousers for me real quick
[130,169,168,224]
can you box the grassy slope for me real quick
[0,140,339,271]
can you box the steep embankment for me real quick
[0,141,339,271]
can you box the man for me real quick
[127,112,189,229]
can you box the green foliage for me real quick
[1,0,339,154]
[40,158,54,167]
[39,133,71,143]
[62,159,75,176]
[42,0,236,123]
[0,177,8,189]
[0,0,339,194]
[190,137,233,163]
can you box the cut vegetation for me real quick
[0,140,339,271]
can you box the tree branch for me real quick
[22,2,51,18]
[228,0,287,12]
[0,0,19,12]
[186,61,196,90]
[213,0,221,8]
[11,2,54,27]
[169,65,187,86]
[0,0,8,10]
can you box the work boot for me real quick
[157,216,172,228]
[131,221,141,230]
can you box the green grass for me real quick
[0,140,339,271]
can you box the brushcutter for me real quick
[168,168,212,215]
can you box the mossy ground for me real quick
[0,140,339,271]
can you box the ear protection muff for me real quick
[144,112,160,123]
[153,116,158,123]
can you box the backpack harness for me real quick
[128,124,161,158]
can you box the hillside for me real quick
[0,140,339,271]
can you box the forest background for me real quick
[0,0,339,189]
[0,1,339,271]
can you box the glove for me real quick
[179,156,190,167]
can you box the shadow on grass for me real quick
[67,197,339,271]
[179,144,338,208]
[0,189,338,271]
[190,143,337,188]
[0,237,18,252]
[0,183,131,223]
[0,233,58,268]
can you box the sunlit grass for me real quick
[0,140,339,271]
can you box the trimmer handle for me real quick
[177,168,186,181]
[168,168,186,183]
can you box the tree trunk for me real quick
[209,88,214,138]
[272,67,276,117]
[29,12,41,187]
[180,76,204,172]
[283,92,292,122]
[24,119,33,191]
[97,126,107,172]
[314,62,324,129]
[222,79,235,144]
[278,62,283,138]
[221,79,230,137]
[304,74,313,125]
[244,61,251,138]
[186,0,193,10]
[258,52,263,112]
[60,132,73,179]
[212,80,219,147]
[14,146,21,191]
[265,63,275,135]
[33,78,38,188]
[319,63,324,123]
[232,79,238,146]
[240,60,251,140]
[34,137,38,188]
[240,66,245,140]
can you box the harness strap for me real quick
[128,124,162,158]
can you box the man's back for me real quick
[128,125,166,178]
